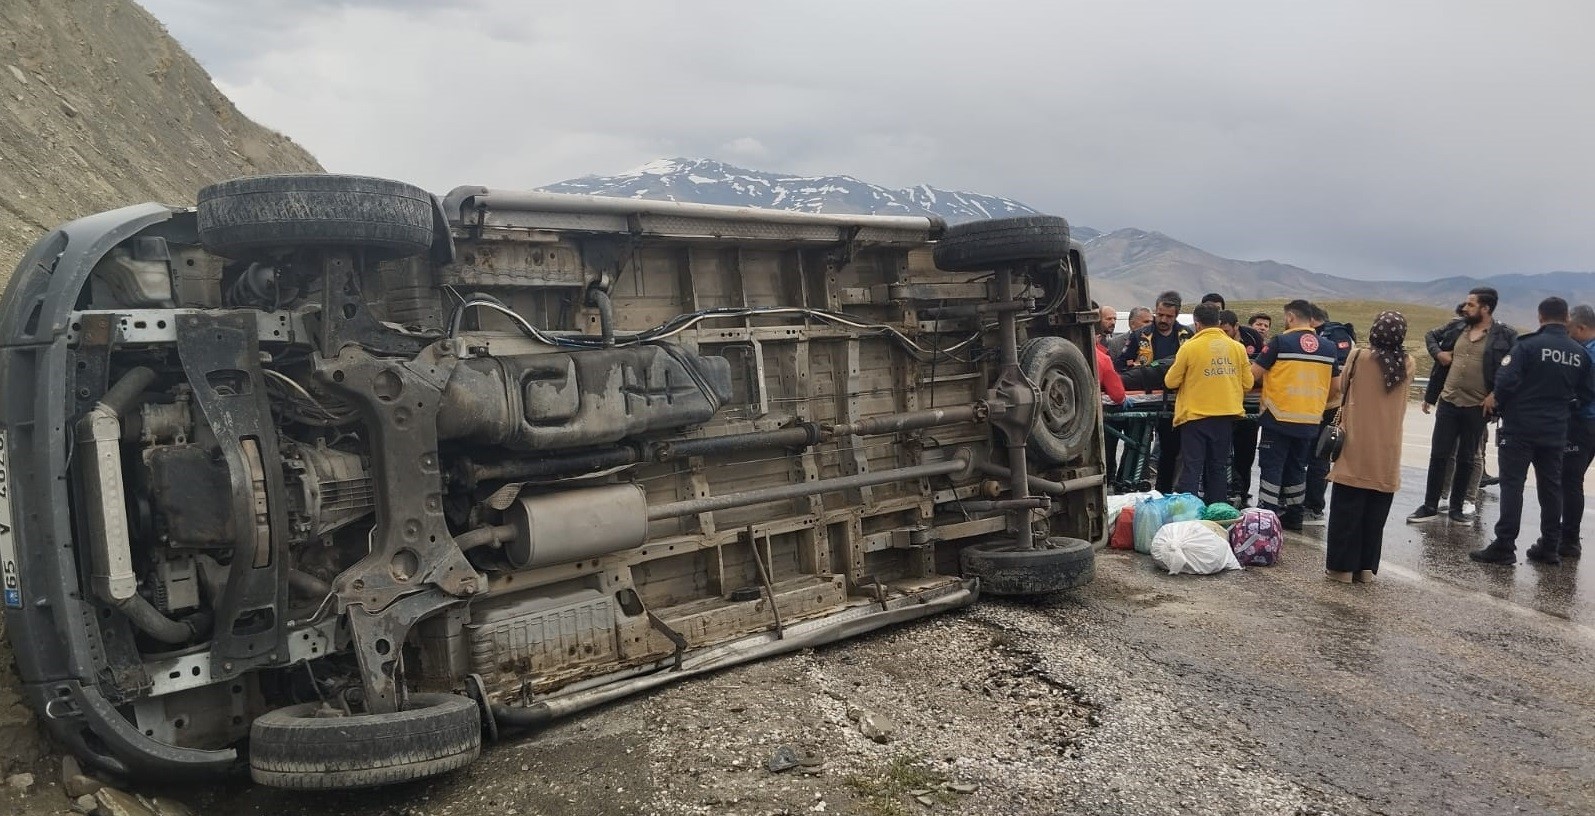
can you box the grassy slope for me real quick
[1228,299,1463,363]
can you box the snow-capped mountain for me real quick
[536,158,1591,325]
[541,158,1049,225]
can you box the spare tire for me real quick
[932,215,1071,272]
[1021,336,1096,465]
[962,536,1094,596]
[249,693,481,790]
[197,174,436,260]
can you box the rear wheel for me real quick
[248,693,481,790]
[197,174,436,260]
[962,536,1095,596]
[931,215,1071,272]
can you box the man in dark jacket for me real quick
[1302,304,1356,523]
[1425,304,1498,500]
[1105,306,1151,361]
[1118,291,1192,492]
[1470,298,1595,565]
[1407,287,1518,523]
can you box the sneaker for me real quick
[1282,513,1305,532]
[1406,506,1439,523]
[1461,500,1478,517]
[1353,570,1377,583]
[1325,570,1353,584]
[1479,474,1500,488]
[1560,543,1582,559]
[1301,509,1327,526]
[1469,545,1516,565]
[1449,507,1472,523]
[1526,545,1562,566]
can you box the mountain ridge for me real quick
[1079,228,1587,327]
[542,158,1587,327]
[541,157,1048,226]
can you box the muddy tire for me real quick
[963,536,1095,596]
[1021,336,1096,465]
[248,693,481,790]
[197,174,436,260]
[931,215,1071,272]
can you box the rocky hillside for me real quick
[542,158,1057,226]
[0,0,322,286]
[0,0,321,782]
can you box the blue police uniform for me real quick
[1556,334,1595,557]
[1471,324,1595,564]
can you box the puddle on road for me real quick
[1297,465,1595,627]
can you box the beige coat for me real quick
[1327,347,1416,493]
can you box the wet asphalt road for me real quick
[1383,465,1595,625]
[1392,403,1595,626]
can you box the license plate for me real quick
[0,428,19,608]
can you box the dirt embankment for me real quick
[0,0,322,286]
[0,0,321,777]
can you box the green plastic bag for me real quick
[1201,502,1241,522]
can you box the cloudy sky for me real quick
[139,0,1592,281]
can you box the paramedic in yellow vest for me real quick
[1163,302,1254,505]
[1251,299,1342,531]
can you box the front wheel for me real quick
[248,693,482,789]
[197,174,437,260]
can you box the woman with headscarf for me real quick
[1326,311,1417,583]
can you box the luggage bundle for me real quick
[1106,493,1285,574]
[1227,508,1285,567]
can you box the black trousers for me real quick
[1492,433,1565,552]
[1424,400,1487,512]
[1304,408,1338,512]
[1229,418,1260,499]
[1257,428,1314,522]
[1326,483,1394,573]
[1154,416,1182,494]
[1177,417,1234,506]
[1560,418,1595,547]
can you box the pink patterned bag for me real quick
[1228,508,1284,566]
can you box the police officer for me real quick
[1556,304,1595,559]
[1470,297,1595,566]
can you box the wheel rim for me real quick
[1039,368,1078,436]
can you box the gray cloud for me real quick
[138,0,1595,281]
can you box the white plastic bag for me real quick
[1149,520,1243,575]
[1105,490,1161,523]
[1102,490,1161,546]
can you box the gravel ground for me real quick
[7,486,1594,815]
